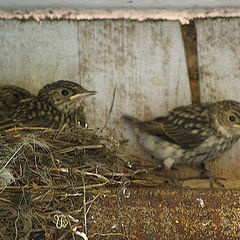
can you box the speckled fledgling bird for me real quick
[0,80,96,130]
[122,100,240,186]
[0,85,34,121]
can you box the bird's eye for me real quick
[229,115,236,122]
[61,89,69,96]
[13,93,19,99]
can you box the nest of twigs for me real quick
[0,126,167,240]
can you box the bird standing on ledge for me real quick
[0,80,96,130]
[0,85,34,121]
[122,100,240,187]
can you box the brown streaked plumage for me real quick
[0,85,34,121]
[122,100,240,186]
[0,80,96,130]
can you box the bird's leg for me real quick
[199,164,225,188]
[164,157,181,188]
[178,163,226,187]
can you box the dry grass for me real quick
[0,126,167,239]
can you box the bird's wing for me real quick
[0,99,59,130]
[15,102,62,129]
[137,105,214,149]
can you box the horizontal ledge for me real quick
[0,8,240,24]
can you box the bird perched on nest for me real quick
[122,100,240,187]
[0,85,34,121]
[0,80,96,130]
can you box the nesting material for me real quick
[0,126,168,239]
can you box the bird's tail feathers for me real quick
[121,114,140,126]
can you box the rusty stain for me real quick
[85,188,240,239]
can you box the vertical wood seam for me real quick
[181,21,200,104]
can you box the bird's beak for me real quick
[70,90,97,100]
[20,97,34,103]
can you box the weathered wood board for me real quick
[78,20,191,140]
[196,19,240,179]
[0,20,79,94]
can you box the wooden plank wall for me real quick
[0,20,191,139]
[0,19,240,180]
